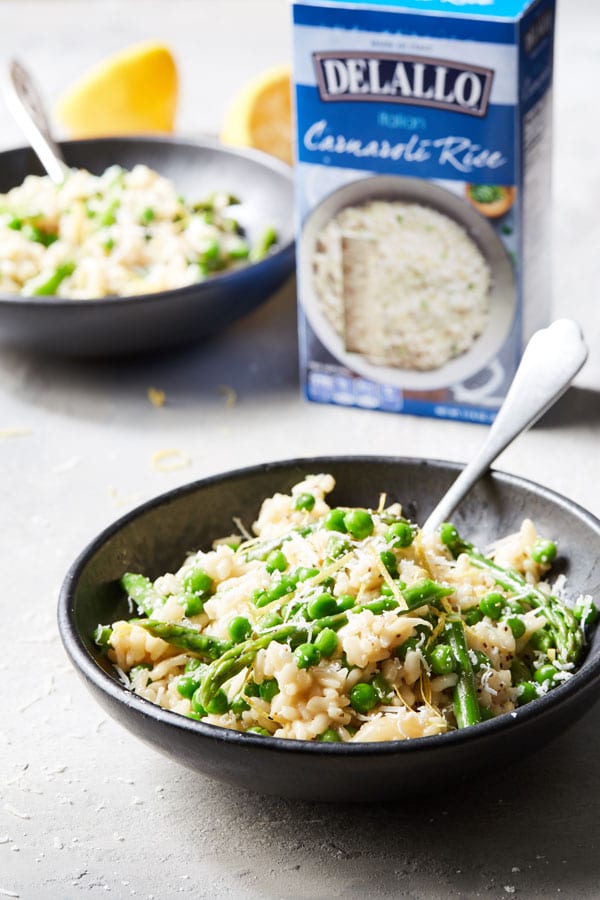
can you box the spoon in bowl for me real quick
[422,318,588,532]
[1,58,68,184]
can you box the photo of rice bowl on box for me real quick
[313,200,491,372]
[299,176,516,391]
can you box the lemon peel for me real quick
[55,41,178,137]
[220,64,293,165]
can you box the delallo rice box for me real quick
[291,0,555,423]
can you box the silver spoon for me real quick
[422,318,588,533]
[1,59,68,184]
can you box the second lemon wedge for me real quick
[55,42,178,137]
[220,65,293,165]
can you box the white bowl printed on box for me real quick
[298,175,516,392]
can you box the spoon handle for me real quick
[1,59,68,184]
[422,318,588,533]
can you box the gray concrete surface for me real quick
[1,2,600,898]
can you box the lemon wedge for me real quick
[220,65,293,165]
[55,42,178,137]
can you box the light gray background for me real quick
[1,2,599,898]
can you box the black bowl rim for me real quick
[58,454,600,758]
[0,135,294,308]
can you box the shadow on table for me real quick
[0,277,300,424]
[537,386,600,429]
[168,703,600,899]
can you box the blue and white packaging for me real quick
[292,0,556,423]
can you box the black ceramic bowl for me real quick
[0,136,294,356]
[58,457,600,801]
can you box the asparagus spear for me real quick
[133,620,231,661]
[121,572,162,617]
[440,523,587,666]
[445,618,481,728]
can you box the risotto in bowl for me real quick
[58,457,600,801]
[0,136,294,355]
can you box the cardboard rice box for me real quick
[291,0,556,423]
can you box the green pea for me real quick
[200,239,221,264]
[336,594,356,612]
[314,628,338,657]
[318,728,341,742]
[184,567,214,597]
[371,672,392,702]
[294,492,315,511]
[471,650,491,672]
[534,664,558,685]
[479,592,506,620]
[529,629,554,652]
[230,695,250,716]
[183,592,205,617]
[385,521,414,548]
[258,612,284,631]
[185,658,204,673]
[252,588,271,608]
[428,644,456,676]
[99,200,119,227]
[244,681,261,698]
[7,216,22,230]
[140,206,156,224]
[247,727,270,736]
[508,601,525,614]
[265,581,292,604]
[187,711,203,721]
[177,673,201,699]
[506,616,526,640]
[511,659,531,683]
[464,607,483,626]
[327,535,352,559]
[344,509,374,540]
[397,637,419,661]
[228,616,252,643]
[516,681,539,705]
[265,549,288,573]
[258,678,280,702]
[349,682,378,713]
[440,522,461,552]
[323,509,347,532]
[205,689,229,715]
[307,593,338,619]
[531,539,557,565]
[294,643,321,669]
[320,575,335,591]
[379,550,398,576]
[295,566,319,582]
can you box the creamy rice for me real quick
[312,200,491,371]
[97,474,595,743]
[0,165,275,298]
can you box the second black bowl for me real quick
[0,136,295,356]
